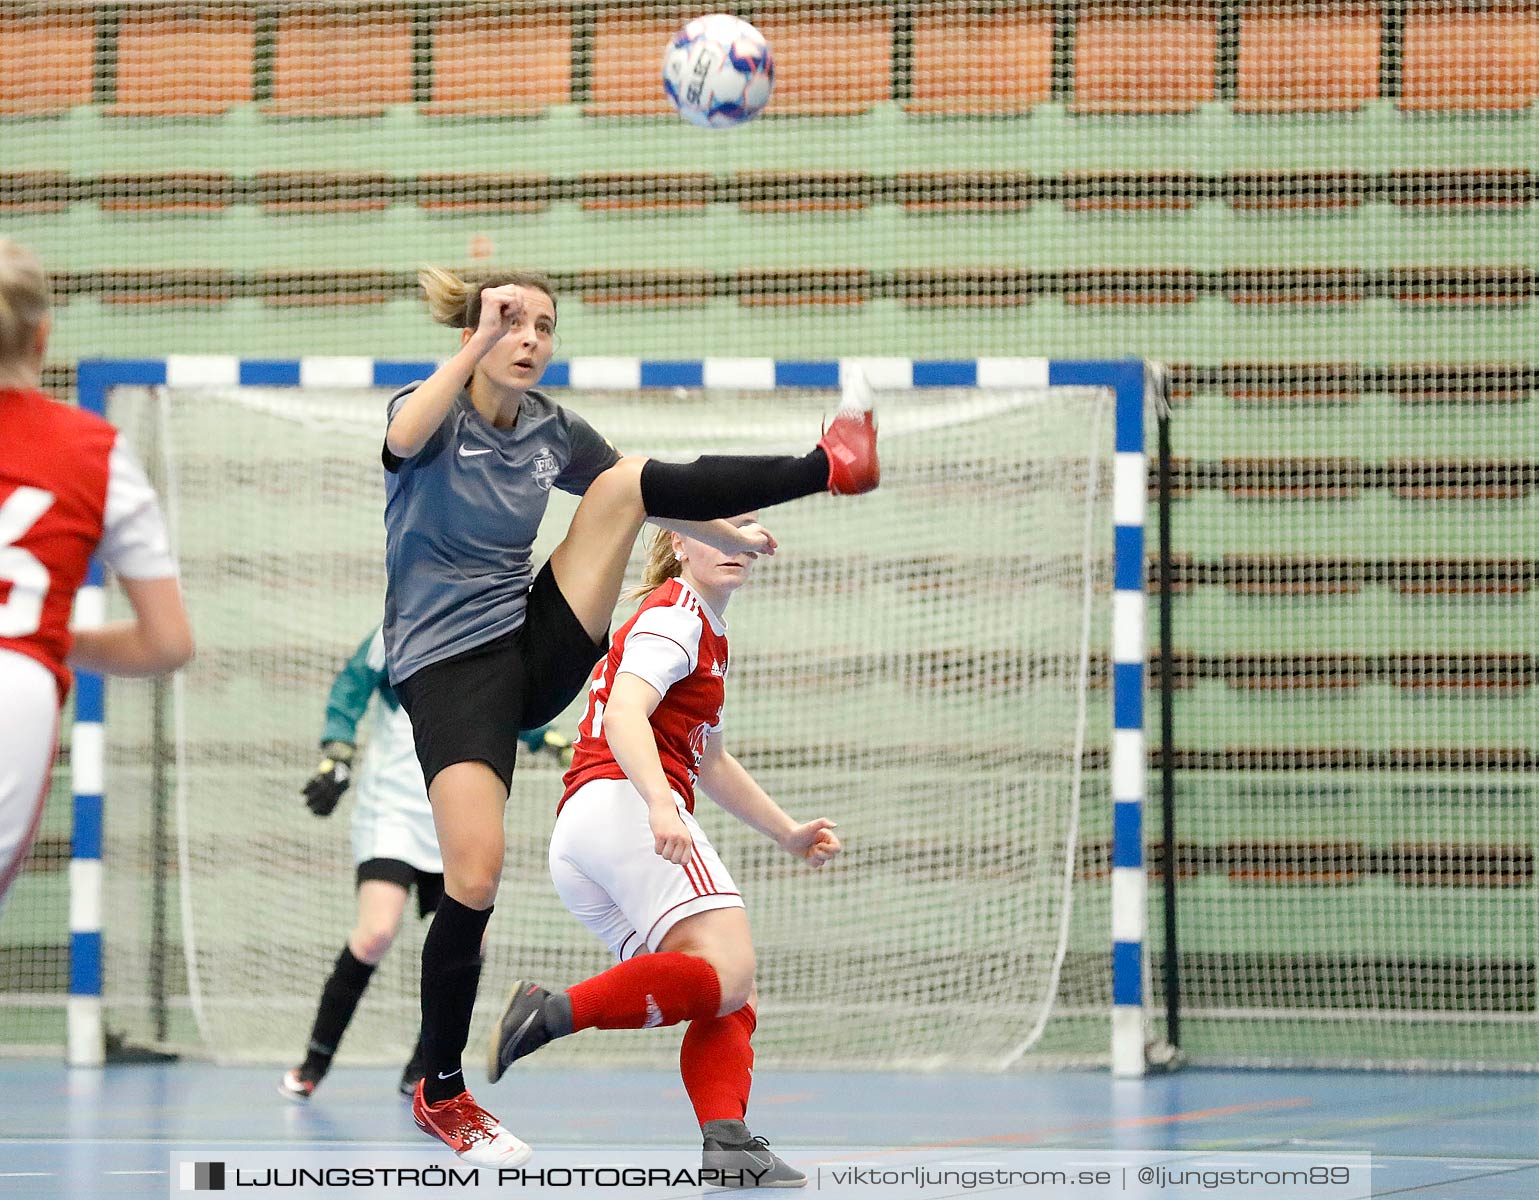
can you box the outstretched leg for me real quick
[636,368,878,520]
[550,388,877,645]
[487,907,754,1081]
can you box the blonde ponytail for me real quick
[418,265,474,327]
[625,527,683,600]
[0,239,49,367]
[418,266,558,329]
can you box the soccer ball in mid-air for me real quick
[662,14,774,129]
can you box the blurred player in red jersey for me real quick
[0,240,193,907]
[486,516,839,1188]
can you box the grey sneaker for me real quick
[487,980,572,1083]
[701,1119,806,1189]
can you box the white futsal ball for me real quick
[662,13,774,129]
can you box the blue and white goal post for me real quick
[72,355,1163,1074]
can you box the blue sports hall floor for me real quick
[0,1062,1536,1197]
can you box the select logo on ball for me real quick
[662,13,774,129]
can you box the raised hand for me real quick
[472,285,525,346]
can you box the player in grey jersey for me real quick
[389,266,878,1166]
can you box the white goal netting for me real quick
[100,379,1115,1069]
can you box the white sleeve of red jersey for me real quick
[616,604,702,699]
[97,440,178,580]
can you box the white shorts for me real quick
[549,777,743,961]
[0,650,62,908]
[351,702,441,872]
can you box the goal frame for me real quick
[72,355,1157,1074]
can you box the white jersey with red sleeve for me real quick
[0,387,177,700]
[561,577,728,814]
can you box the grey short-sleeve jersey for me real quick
[381,384,621,685]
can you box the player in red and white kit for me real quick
[0,240,193,907]
[483,514,839,1187]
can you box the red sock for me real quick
[567,952,721,1032]
[680,1004,756,1126]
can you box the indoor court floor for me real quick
[0,1062,1535,1197]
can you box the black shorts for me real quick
[394,559,606,792]
[356,857,445,921]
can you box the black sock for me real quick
[420,895,492,1104]
[301,946,376,1078]
[638,450,829,521]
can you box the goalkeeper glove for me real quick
[518,725,575,769]
[540,728,575,770]
[302,741,354,816]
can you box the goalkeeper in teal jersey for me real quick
[279,626,571,1103]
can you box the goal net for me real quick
[97,374,1117,1069]
[1157,373,1539,1072]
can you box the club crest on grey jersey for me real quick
[531,449,559,490]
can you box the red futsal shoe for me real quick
[818,367,879,496]
[411,1080,533,1167]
